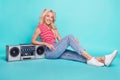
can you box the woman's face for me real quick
[44,11,54,25]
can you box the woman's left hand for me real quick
[75,38,79,43]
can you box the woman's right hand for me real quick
[44,43,55,51]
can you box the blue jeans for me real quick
[45,35,87,63]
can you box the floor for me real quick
[0,51,120,80]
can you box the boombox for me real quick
[6,44,46,62]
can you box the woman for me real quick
[32,9,118,67]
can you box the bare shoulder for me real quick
[35,28,41,34]
[33,28,41,37]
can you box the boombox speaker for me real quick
[35,45,45,59]
[6,45,21,61]
[6,44,45,62]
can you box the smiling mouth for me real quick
[47,20,51,23]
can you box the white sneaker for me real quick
[105,50,118,67]
[87,57,104,67]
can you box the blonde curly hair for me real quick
[39,9,56,30]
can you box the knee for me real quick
[68,34,74,38]
[63,34,75,42]
[67,34,75,39]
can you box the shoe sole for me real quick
[87,57,104,67]
[106,50,118,67]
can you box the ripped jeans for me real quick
[45,35,87,63]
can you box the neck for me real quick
[44,23,51,29]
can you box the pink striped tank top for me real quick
[38,24,56,44]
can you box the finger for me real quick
[48,46,54,51]
[51,45,55,50]
[49,47,53,51]
[51,46,55,50]
[52,46,55,50]
[75,38,79,43]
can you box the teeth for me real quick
[47,20,51,23]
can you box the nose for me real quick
[50,17,53,21]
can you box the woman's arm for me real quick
[54,29,62,41]
[32,28,46,45]
[32,28,55,50]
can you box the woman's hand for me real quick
[75,38,79,43]
[45,43,55,51]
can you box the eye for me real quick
[46,15,49,17]
[51,16,54,19]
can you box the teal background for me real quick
[0,0,120,54]
[0,0,120,80]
